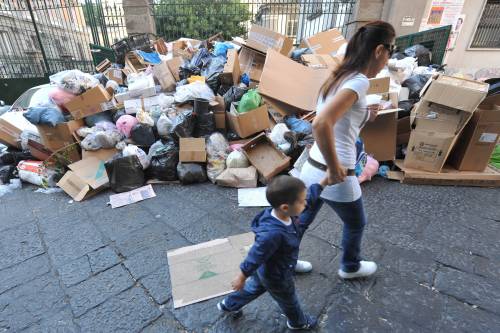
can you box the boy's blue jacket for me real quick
[240,184,323,280]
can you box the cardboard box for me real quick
[0,111,39,149]
[27,139,52,161]
[153,60,176,92]
[115,86,156,104]
[179,138,206,162]
[301,54,340,70]
[221,49,240,85]
[242,133,290,180]
[301,28,347,56]
[397,116,411,145]
[360,109,399,161]
[36,119,84,153]
[96,59,111,73]
[238,46,266,82]
[104,68,124,85]
[57,157,109,201]
[244,25,294,55]
[124,52,147,73]
[216,166,258,188]
[259,50,330,112]
[82,148,118,161]
[227,103,270,139]
[167,56,184,81]
[64,85,113,120]
[154,38,168,55]
[392,160,500,187]
[404,75,489,172]
[448,104,500,171]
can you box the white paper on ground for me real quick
[109,184,156,208]
[238,187,270,207]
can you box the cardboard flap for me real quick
[301,54,339,70]
[368,77,390,94]
[259,50,330,112]
[303,28,347,55]
[223,49,240,85]
[57,171,90,202]
[68,157,108,189]
[242,133,290,179]
[245,25,293,55]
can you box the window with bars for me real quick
[470,0,500,48]
[0,31,13,55]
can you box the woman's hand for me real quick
[327,164,347,185]
[367,104,380,122]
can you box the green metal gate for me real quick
[0,0,126,104]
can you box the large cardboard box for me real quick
[0,111,39,149]
[153,61,176,92]
[168,233,254,308]
[216,166,258,188]
[397,116,411,145]
[301,54,340,70]
[104,68,124,85]
[211,96,226,130]
[167,56,184,81]
[259,50,330,112]
[179,138,206,162]
[57,157,109,201]
[64,85,113,120]
[447,103,500,171]
[227,103,270,138]
[244,25,294,55]
[36,119,84,153]
[404,75,489,173]
[221,49,240,85]
[242,133,290,180]
[238,46,266,82]
[301,28,347,56]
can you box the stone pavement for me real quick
[0,178,499,332]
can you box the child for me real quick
[218,175,326,330]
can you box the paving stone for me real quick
[171,298,226,332]
[380,244,437,284]
[434,266,500,315]
[67,264,135,317]
[140,266,171,305]
[140,312,186,333]
[0,254,50,294]
[152,199,209,232]
[88,246,121,274]
[0,273,66,331]
[473,256,500,282]
[92,207,156,241]
[21,307,79,333]
[77,286,161,333]
[0,222,44,270]
[177,213,246,244]
[124,247,169,280]
[57,255,92,287]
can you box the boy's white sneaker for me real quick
[294,260,313,273]
[338,261,377,279]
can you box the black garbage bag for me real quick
[105,155,145,193]
[402,74,431,99]
[0,165,16,184]
[112,108,127,123]
[131,124,156,147]
[201,55,226,77]
[195,111,216,137]
[179,64,201,81]
[205,72,221,94]
[190,47,211,68]
[223,86,249,112]
[177,162,207,185]
[85,111,113,127]
[171,110,196,138]
[0,150,34,165]
[94,73,108,86]
[398,99,418,118]
[146,139,179,181]
[404,44,431,66]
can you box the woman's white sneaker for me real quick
[338,261,377,279]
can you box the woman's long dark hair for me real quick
[321,21,396,98]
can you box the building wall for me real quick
[381,0,428,36]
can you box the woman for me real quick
[300,21,396,279]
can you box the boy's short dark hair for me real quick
[266,176,306,208]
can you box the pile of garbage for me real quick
[1,26,498,200]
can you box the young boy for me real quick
[218,175,326,330]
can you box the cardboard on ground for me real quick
[168,232,254,309]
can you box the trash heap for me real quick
[1,26,499,200]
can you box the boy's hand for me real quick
[231,271,247,291]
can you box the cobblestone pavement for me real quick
[0,178,499,332]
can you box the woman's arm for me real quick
[312,89,358,184]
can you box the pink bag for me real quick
[48,88,76,112]
[116,115,138,138]
[358,155,379,184]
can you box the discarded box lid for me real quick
[242,25,293,55]
[301,28,347,56]
[259,50,330,112]
[242,133,290,180]
[179,138,207,162]
[57,157,109,201]
[64,85,113,120]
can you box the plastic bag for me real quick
[157,114,173,138]
[223,86,249,111]
[0,165,16,184]
[49,70,99,95]
[171,110,195,138]
[358,155,379,184]
[17,160,57,187]
[291,48,312,60]
[122,144,150,169]
[195,112,216,137]
[206,133,229,183]
[237,89,262,113]
[48,88,76,110]
[106,80,120,92]
[404,44,431,66]
[201,55,226,77]
[94,73,108,86]
[387,57,417,84]
[95,121,118,132]
[402,74,431,99]
[269,123,289,146]
[0,179,21,198]
[24,106,65,127]
[1,150,34,165]
[490,145,500,169]
[190,48,211,68]
[131,124,156,147]
[127,73,155,91]
[398,99,418,118]
[105,155,145,193]
[285,116,312,135]
[85,111,113,127]
[116,115,139,138]
[136,109,155,126]
[20,130,42,151]
[226,150,250,168]
[177,162,207,185]
[146,139,179,181]
[174,82,215,103]
[213,42,234,57]
[80,129,123,151]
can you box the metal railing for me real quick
[151,0,356,45]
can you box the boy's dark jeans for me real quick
[223,272,307,327]
[323,197,367,273]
